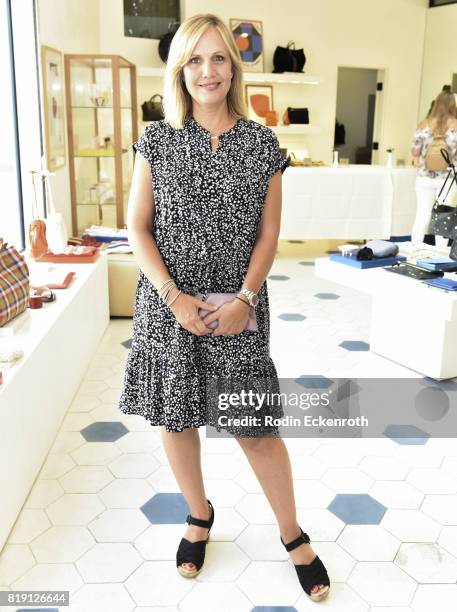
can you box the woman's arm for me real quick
[241,169,282,293]
[127,154,216,335]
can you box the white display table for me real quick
[315,251,457,380]
[280,166,417,240]
[0,253,109,552]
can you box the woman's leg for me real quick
[160,426,211,571]
[435,175,455,247]
[235,436,329,596]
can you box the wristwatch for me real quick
[238,287,259,308]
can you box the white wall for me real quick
[37,0,100,236]
[37,0,429,234]
[419,3,457,122]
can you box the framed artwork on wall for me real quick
[230,18,264,73]
[41,45,66,171]
[245,84,273,124]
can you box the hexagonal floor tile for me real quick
[59,465,114,493]
[76,542,143,582]
[134,523,185,560]
[438,525,457,557]
[116,431,162,453]
[209,507,247,541]
[109,453,160,478]
[46,493,105,526]
[11,562,83,594]
[328,494,387,524]
[140,492,190,524]
[38,453,75,479]
[7,509,51,544]
[296,508,345,541]
[88,508,149,542]
[314,292,340,300]
[24,479,64,509]
[80,421,129,442]
[337,525,400,561]
[236,561,302,606]
[406,468,457,494]
[359,456,410,480]
[294,481,335,509]
[411,584,457,612]
[236,525,287,561]
[0,544,35,585]
[421,494,457,525]
[381,509,441,542]
[124,561,193,606]
[99,478,154,509]
[339,340,370,351]
[347,561,416,606]
[295,375,334,389]
[369,481,424,509]
[180,582,252,612]
[204,479,246,507]
[395,542,457,583]
[68,583,135,612]
[30,525,95,563]
[71,441,121,465]
[121,338,132,348]
[311,541,356,582]
[235,494,277,524]
[196,541,250,581]
[384,424,429,445]
[278,313,306,322]
[295,582,368,612]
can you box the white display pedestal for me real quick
[315,255,457,380]
[0,252,109,552]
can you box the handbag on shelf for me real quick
[28,170,48,259]
[272,41,306,73]
[283,107,310,125]
[195,292,258,331]
[0,238,30,327]
[158,21,180,63]
[141,94,164,122]
[428,148,457,239]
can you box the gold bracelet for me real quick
[168,289,182,307]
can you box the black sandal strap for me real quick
[186,499,214,529]
[294,555,330,595]
[281,527,310,551]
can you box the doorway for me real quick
[335,67,381,164]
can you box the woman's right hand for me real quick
[169,292,218,335]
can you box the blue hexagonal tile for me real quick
[80,421,129,442]
[328,494,387,524]
[298,261,314,266]
[314,292,340,300]
[384,424,430,445]
[121,338,132,348]
[141,492,189,524]
[339,340,369,351]
[295,375,334,389]
[278,313,306,321]
[252,608,297,612]
[268,275,291,281]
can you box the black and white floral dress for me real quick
[118,116,289,435]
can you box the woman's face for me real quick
[182,26,233,111]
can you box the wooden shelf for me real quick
[137,66,322,85]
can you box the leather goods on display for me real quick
[356,247,373,261]
[272,41,306,73]
[195,292,258,331]
[28,171,48,259]
[0,239,30,327]
[37,245,99,264]
[428,149,457,238]
[422,277,457,291]
[365,240,399,258]
[415,257,457,272]
[385,263,444,280]
[158,22,180,63]
[283,107,309,125]
[330,254,406,269]
[141,94,164,122]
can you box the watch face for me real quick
[251,294,259,306]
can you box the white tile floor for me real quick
[1,253,457,611]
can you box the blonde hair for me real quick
[162,13,248,129]
[428,91,457,135]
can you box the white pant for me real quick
[412,175,455,246]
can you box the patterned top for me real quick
[412,125,457,178]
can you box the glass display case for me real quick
[64,54,138,235]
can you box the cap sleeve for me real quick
[132,122,159,164]
[265,129,290,180]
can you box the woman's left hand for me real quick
[201,299,251,336]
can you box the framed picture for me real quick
[230,18,264,73]
[41,45,66,171]
[245,84,273,124]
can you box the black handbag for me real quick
[428,148,457,239]
[141,94,164,122]
[272,41,306,73]
[284,108,309,124]
[158,21,180,63]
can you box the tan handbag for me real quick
[28,170,48,259]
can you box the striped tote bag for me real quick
[0,239,29,327]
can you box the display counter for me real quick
[280,165,417,240]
